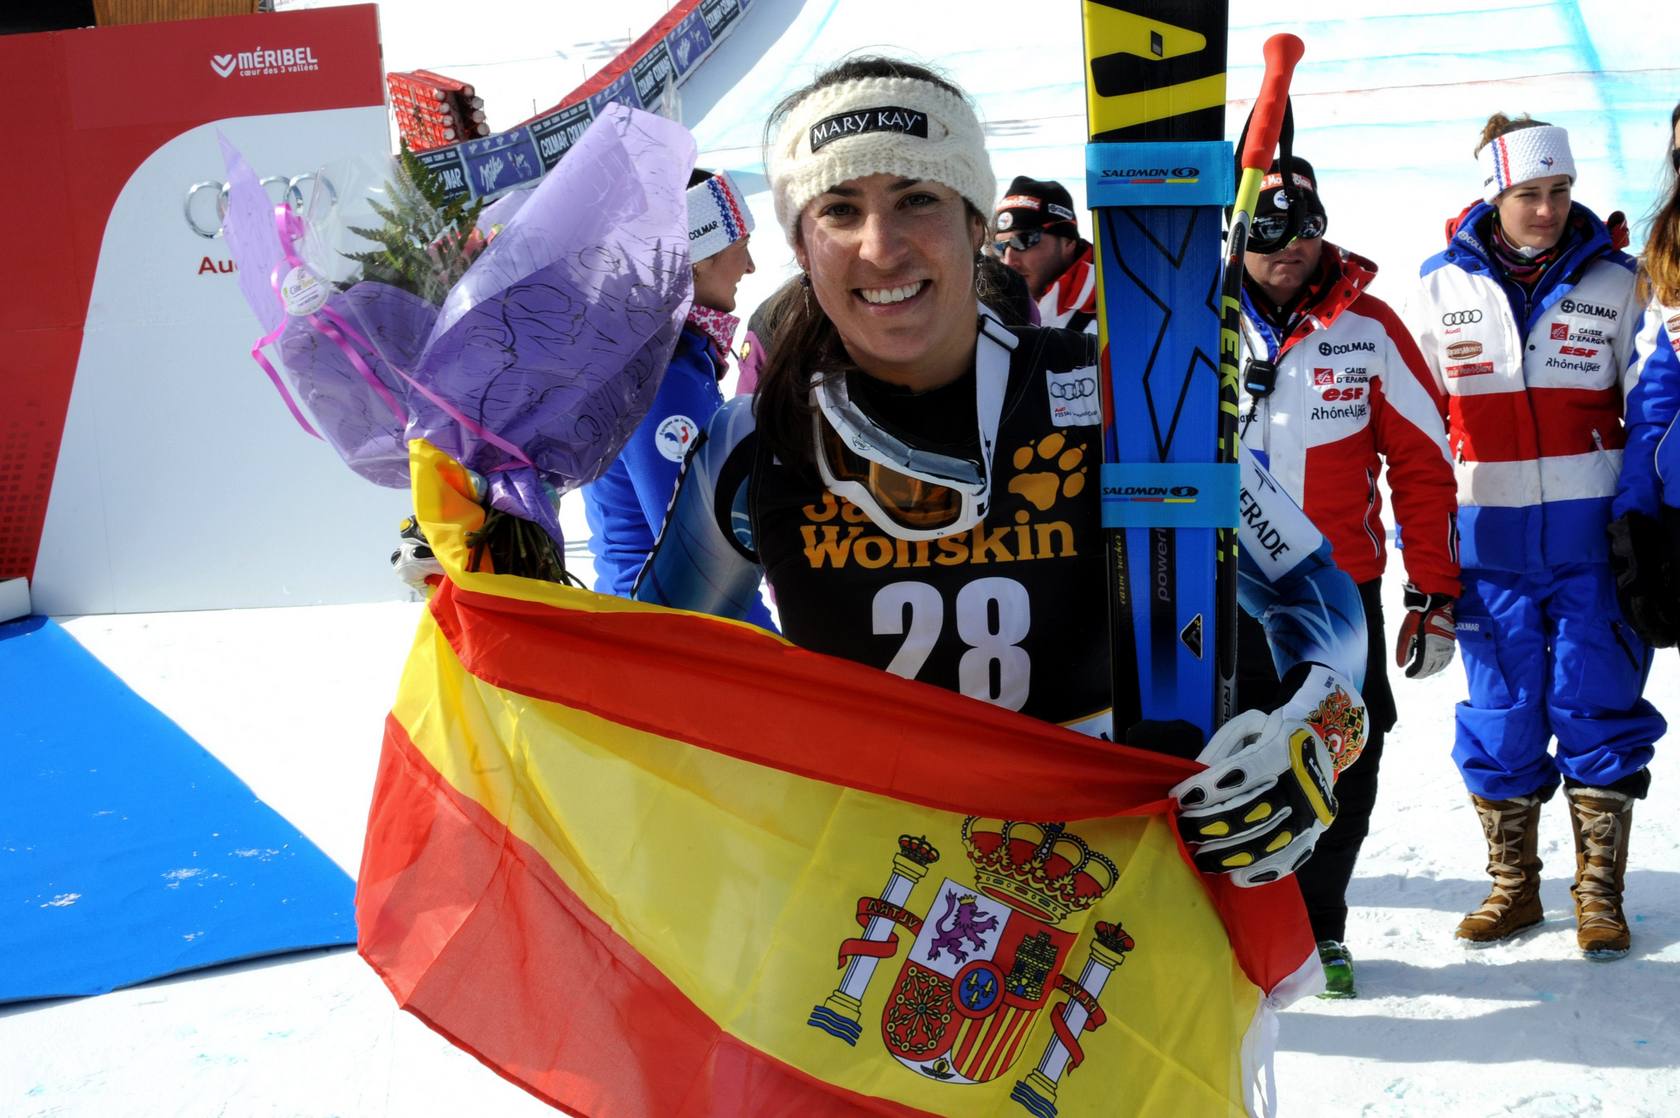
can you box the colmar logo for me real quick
[1560,298,1618,320]
[1313,368,1335,387]
[1446,341,1483,360]
[1318,340,1375,356]
[211,45,321,79]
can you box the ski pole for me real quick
[1213,33,1305,727]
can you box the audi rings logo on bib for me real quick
[1441,309,1482,326]
[184,173,338,239]
[1046,369,1100,428]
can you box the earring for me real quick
[799,271,811,288]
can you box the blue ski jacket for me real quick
[1403,202,1643,572]
[582,325,774,626]
[1612,300,1680,519]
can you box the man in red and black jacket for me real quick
[1235,156,1461,997]
[991,176,1097,333]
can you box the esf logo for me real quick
[1441,309,1483,326]
[1558,345,1599,358]
[1319,386,1365,402]
[1561,298,1618,320]
[1318,340,1375,356]
[1050,377,1096,400]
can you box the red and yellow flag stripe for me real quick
[355,442,1316,1116]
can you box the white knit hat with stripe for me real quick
[1479,124,1576,202]
[766,74,995,243]
[686,171,755,263]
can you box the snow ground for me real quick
[6,0,1680,1114]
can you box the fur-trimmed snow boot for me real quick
[1456,793,1544,944]
[1566,786,1634,960]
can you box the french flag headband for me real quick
[687,171,755,263]
[1479,124,1576,202]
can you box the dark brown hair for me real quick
[753,56,1000,468]
[1474,112,1550,157]
[1640,101,1680,306]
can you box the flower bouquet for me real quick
[219,103,697,580]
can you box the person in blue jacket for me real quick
[1609,99,1680,649]
[582,168,775,627]
[1403,114,1664,959]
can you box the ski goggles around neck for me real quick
[812,310,1016,541]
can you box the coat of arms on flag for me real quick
[355,443,1323,1118]
[809,819,1136,1114]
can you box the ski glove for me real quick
[1170,664,1366,888]
[391,515,444,592]
[1395,583,1456,679]
[1607,510,1680,647]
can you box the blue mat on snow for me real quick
[0,616,356,1003]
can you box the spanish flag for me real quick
[356,442,1318,1117]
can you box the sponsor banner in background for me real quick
[416,0,752,201]
[1,5,406,611]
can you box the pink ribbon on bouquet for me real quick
[250,203,534,472]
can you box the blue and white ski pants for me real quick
[1453,562,1664,800]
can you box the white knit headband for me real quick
[767,74,995,243]
[686,171,755,263]
[1480,124,1577,202]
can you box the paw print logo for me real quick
[1006,432,1087,518]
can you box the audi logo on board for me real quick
[1440,309,1483,326]
[183,173,337,239]
[1050,376,1097,400]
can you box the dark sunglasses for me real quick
[1672,148,1680,173]
[993,229,1045,253]
[1250,210,1326,247]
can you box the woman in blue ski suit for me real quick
[1609,100,1680,649]
[1404,113,1663,958]
[582,168,775,628]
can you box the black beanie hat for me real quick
[1255,156,1326,226]
[994,175,1079,235]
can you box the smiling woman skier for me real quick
[635,56,1373,887]
[1404,113,1665,958]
